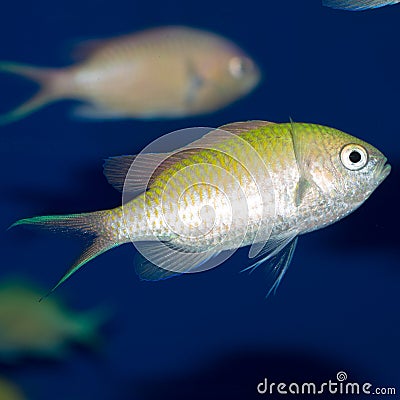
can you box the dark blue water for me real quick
[0,1,399,399]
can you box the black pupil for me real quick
[349,150,362,163]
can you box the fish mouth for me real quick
[375,158,391,183]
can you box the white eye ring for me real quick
[340,144,368,171]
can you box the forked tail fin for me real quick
[0,62,68,125]
[9,211,120,295]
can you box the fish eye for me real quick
[340,144,368,171]
[228,56,252,79]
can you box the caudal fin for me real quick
[9,211,120,294]
[0,62,66,125]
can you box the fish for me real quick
[322,0,400,10]
[0,278,107,361]
[10,121,391,296]
[0,26,260,125]
[0,377,26,400]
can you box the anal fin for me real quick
[134,241,222,281]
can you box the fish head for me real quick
[224,52,261,95]
[303,125,391,212]
[195,45,261,108]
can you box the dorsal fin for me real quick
[103,149,201,194]
[182,120,276,150]
[104,121,276,194]
[103,155,138,192]
[104,153,171,194]
[71,37,113,61]
[219,120,276,135]
[103,125,233,193]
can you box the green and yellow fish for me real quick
[11,121,391,295]
[0,377,27,400]
[0,278,106,361]
[0,26,260,124]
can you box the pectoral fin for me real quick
[289,119,322,205]
[295,176,312,207]
[290,119,344,197]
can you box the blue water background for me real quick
[0,1,399,399]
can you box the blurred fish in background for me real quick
[322,0,400,10]
[0,26,260,125]
[0,377,27,400]
[0,278,107,362]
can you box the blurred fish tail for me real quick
[10,211,121,292]
[0,62,70,124]
[73,306,112,351]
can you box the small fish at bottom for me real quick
[0,377,27,400]
[0,278,107,361]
